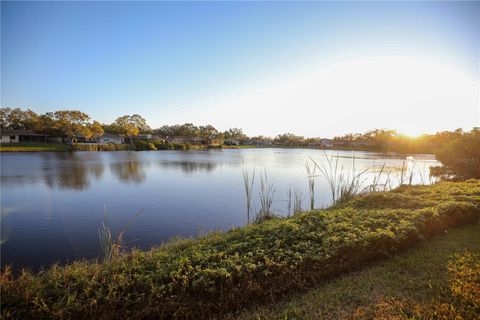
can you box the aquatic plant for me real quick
[305,160,316,210]
[99,207,142,261]
[241,163,255,224]
[256,169,276,222]
[310,153,368,205]
[287,185,303,217]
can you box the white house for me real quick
[320,138,334,148]
[224,139,240,146]
[166,136,189,144]
[98,133,124,144]
[1,129,49,143]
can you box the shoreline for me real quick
[1,143,436,156]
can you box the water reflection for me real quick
[41,153,105,190]
[110,161,147,183]
[157,160,218,174]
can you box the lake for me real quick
[1,149,439,270]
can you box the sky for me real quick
[1,1,479,137]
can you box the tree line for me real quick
[1,108,479,179]
[0,108,251,144]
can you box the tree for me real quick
[432,128,480,179]
[88,121,105,140]
[198,125,220,145]
[52,110,91,143]
[114,114,150,144]
[154,125,176,138]
[274,133,305,146]
[0,108,42,130]
[223,128,247,140]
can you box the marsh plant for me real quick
[396,157,419,186]
[305,160,316,210]
[99,207,142,261]
[369,162,391,192]
[256,169,276,223]
[287,186,303,216]
[310,153,368,206]
[241,164,255,224]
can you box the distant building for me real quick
[333,139,348,147]
[98,133,124,144]
[224,139,240,146]
[320,138,334,148]
[166,136,189,144]
[0,129,49,144]
[135,133,152,140]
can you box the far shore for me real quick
[0,142,439,156]
[0,142,438,156]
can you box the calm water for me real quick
[1,149,439,270]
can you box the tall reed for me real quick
[287,186,303,217]
[241,164,255,224]
[99,207,142,261]
[287,187,292,217]
[293,187,303,214]
[369,162,391,192]
[310,153,368,206]
[305,160,316,210]
[256,169,276,223]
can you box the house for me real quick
[1,129,49,143]
[97,133,124,144]
[223,139,240,146]
[320,138,334,148]
[166,136,189,144]
[135,133,152,140]
[333,139,349,147]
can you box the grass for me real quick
[256,169,276,222]
[0,143,72,152]
[241,165,255,224]
[98,209,143,262]
[310,153,369,206]
[229,224,480,320]
[73,143,132,151]
[304,161,316,210]
[1,180,480,319]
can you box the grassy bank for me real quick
[230,224,480,320]
[0,143,72,152]
[1,180,480,319]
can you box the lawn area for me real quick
[0,143,72,152]
[1,180,479,319]
[229,224,480,320]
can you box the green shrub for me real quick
[1,181,479,319]
[172,143,187,150]
[72,143,131,151]
[154,141,173,150]
[432,128,480,179]
[134,140,157,151]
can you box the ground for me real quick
[229,224,480,320]
[0,143,71,152]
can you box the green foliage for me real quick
[0,143,72,152]
[432,128,480,179]
[72,144,131,151]
[1,181,480,319]
[274,133,306,146]
[134,140,157,151]
[231,226,480,320]
[0,108,41,130]
[114,114,150,143]
[447,250,480,318]
[50,110,92,142]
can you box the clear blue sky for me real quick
[2,1,479,137]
